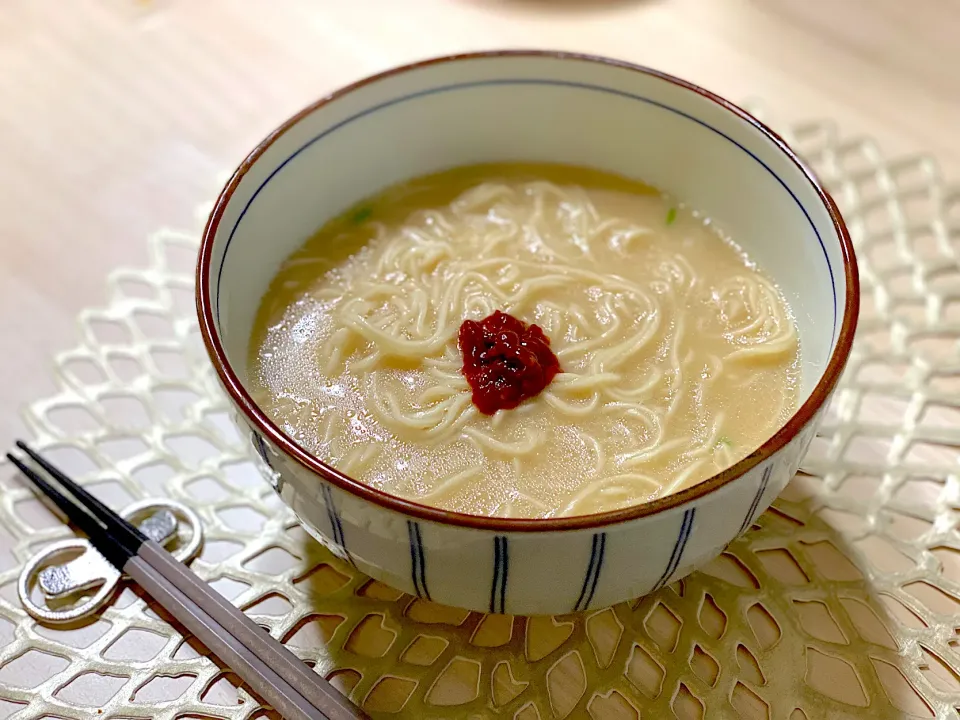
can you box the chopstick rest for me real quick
[18,499,203,624]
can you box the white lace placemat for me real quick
[1,112,959,719]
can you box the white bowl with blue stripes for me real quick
[197,51,858,616]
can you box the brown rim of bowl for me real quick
[197,49,859,532]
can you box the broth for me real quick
[248,163,800,518]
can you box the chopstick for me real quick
[8,441,368,720]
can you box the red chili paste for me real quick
[457,310,561,415]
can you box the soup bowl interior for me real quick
[198,51,856,614]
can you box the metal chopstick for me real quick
[9,444,368,720]
[15,441,361,716]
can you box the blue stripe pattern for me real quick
[407,521,430,600]
[216,78,836,342]
[252,432,271,469]
[653,508,696,592]
[574,532,607,612]
[490,536,509,614]
[738,464,773,536]
[321,483,355,567]
[251,431,285,495]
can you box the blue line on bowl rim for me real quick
[212,77,838,340]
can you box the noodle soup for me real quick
[248,163,800,519]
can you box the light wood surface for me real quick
[0,0,960,424]
[1,0,958,443]
[2,3,959,715]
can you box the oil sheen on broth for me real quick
[248,163,800,519]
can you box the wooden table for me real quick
[2,2,959,716]
[2,0,959,448]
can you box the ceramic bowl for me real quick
[197,51,858,615]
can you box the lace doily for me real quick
[2,113,960,720]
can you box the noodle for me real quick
[249,163,800,518]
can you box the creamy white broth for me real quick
[248,163,800,519]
